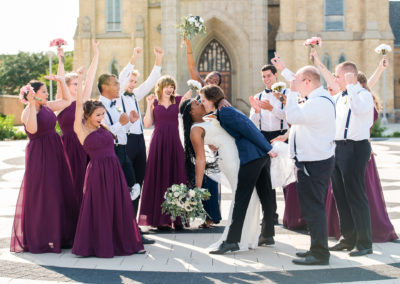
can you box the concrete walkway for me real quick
[0,133,399,283]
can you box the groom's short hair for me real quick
[261,64,277,75]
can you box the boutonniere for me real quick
[116,106,122,113]
[344,97,348,105]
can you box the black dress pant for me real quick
[261,129,288,222]
[296,156,334,261]
[114,145,136,189]
[126,134,147,216]
[331,140,372,250]
[226,156,274,243]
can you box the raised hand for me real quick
[271,52,286,71]
[57,47,64,59]
[92,39,100,55]
[380,55,389,69]
[249,96,261,113]
[119,112,130,125]
[310,48,321,65]
[154,47,164,57]
[133,47,142,58]
[344,72,357,85]
[129,110,139,123]
[146,94,156,106]
[259,99,273,111]
[77,66,85,76]
[290,75,300,92]
[272,92,287,105]
[45,74,65,82]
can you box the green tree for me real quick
[0,51,73,96]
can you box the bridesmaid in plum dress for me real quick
[139,76,192,230]
[56,41,99,207]
[72,68,144,258]
[11,76,78,253]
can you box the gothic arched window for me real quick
[106,0,121,32]
[198,39,232,101]
[325,0,344,31]
[110,59,120,76]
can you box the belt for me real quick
[335,139,368,145]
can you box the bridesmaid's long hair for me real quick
[83,100,116,139]
[179,99,219,188]
[155,75,177,104]
[357,71,381,111]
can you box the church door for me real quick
[198,39,232,101]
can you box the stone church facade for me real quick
[74,0,396,116]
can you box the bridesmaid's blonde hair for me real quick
[155,75,177,103]
[357,71,381,111]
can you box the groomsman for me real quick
[286,66,335,265]
[98,73,155,245]
[249,64,289,225]
[327,62,374,256]
[118,46,163,215]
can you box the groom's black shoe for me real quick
[209,241,239,255]
[329,242,354,251]
[258,236,275,246]
[292,255,329,265]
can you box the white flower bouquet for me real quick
[187,79,202,91]
[271,82,286,94]
[178,15,206,40]
[375,44,392,55]
[161,183,211,224]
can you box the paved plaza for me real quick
[0,131,399,283]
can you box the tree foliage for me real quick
[0,51,73,96]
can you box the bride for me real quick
[179,99,261,251]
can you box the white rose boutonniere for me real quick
[116,106,122,113]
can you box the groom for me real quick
[206,85,277,255]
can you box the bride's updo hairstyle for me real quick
[83,100,105,120]
[199,85,225,109]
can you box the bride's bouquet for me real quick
[161,183,211,224]
[187,79,202,92]
[178,15,206,40]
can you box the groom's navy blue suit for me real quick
[217,106,275,243]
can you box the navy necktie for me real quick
[110,100,116,108]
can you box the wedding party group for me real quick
[11,26,398,266]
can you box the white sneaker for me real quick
[130,183,141,200]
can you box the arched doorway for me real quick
[198,39,232,101]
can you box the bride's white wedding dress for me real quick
[192,118,261,251]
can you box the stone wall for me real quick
[0,96,24,125]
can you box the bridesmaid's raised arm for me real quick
[82,40,100,102]
[46,75,72,112]
[55,47,65,100]
[368,56,388,89]
[74,67,86,145]
[143,94,156,128]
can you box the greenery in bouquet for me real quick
[161,183,211,225]
[178,15,206,40]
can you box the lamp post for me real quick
[47,51,55,101]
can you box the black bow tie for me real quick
[342,90,348,97]
[124,92,133,97]
[265,89,272,93]
[110,100,116,108]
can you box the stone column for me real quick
[249,0,268,95]
[161,0,179,78]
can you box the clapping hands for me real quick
[146,94,156,106]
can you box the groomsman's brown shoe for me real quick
[329,242,353,251]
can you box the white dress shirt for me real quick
[249,89,288,132]
[100,95,132,145]
[286,86,336,162]
[118,64,161,134]
[334,82,374,141]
